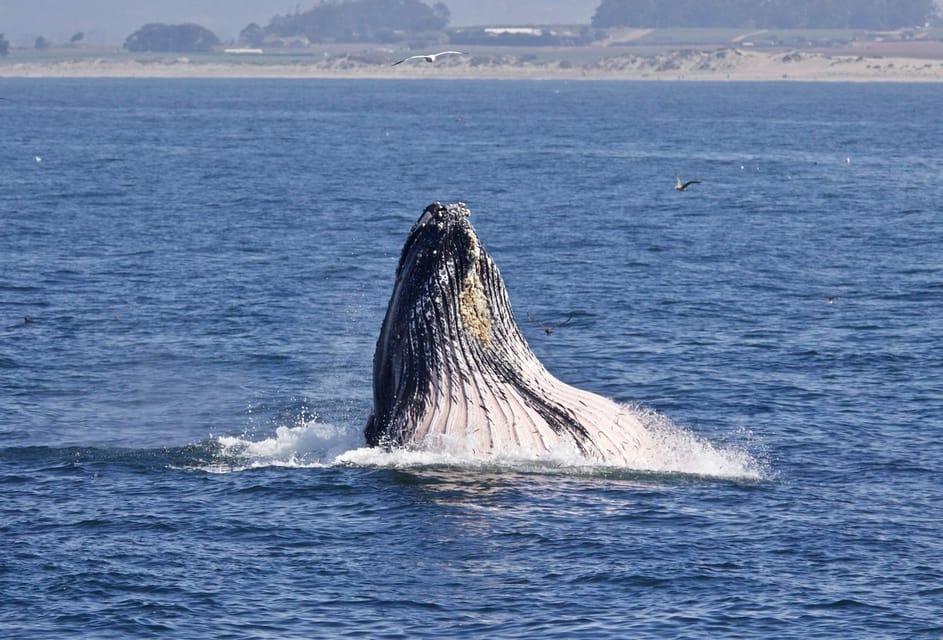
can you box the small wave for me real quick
[335,441,597,473]
[208,421,364,472]
[200,410,766,481]
[630,405,768,480]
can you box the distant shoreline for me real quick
[3,48,943,82]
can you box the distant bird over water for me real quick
[675,175,702,191]
[392,51,465,66]
[527,312,573,335]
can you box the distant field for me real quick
[627,26,943,46]
[628,28,758,45]
[3,27,943,68]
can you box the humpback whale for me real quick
[365,202,657,466]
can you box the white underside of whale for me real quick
[400,252,660,467]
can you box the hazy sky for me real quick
[0,1,599,46]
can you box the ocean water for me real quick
[1,78,941,638]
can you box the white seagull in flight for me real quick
[392,50,465,66]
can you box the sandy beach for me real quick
[3,47,943,81]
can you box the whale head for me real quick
[365,201,520,448]
[365,202,654,464]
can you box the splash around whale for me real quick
[364,201,749,472]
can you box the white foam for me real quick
[206,408,766,480]
[334,436,590,471]
[628,406,767,480]
[213,421,364,470]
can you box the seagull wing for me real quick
[396,51,465,65]
[430,51,465,61]
[681,180,702,189]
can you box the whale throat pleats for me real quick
[366,202,657,466]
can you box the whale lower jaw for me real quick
[399,365,656,466]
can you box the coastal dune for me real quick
[3,48,943,81]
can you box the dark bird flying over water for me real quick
[527,313,573,335]
[675,175,702,191]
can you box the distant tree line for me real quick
[241,0,450,45]
[592,0,941,29]
[125,23,221,53]
[0,31,84,53]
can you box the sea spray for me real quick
[210,408,766,480]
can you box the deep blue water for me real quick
[1,78,942,638]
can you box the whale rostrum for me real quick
[366,202,656,465]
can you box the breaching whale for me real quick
[365,202,657,466]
